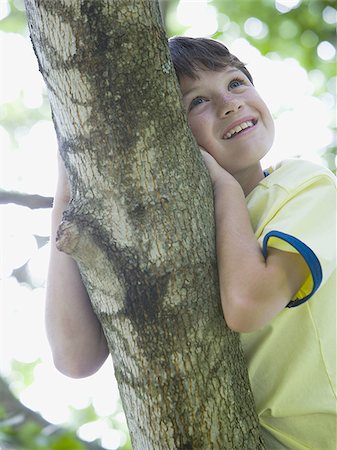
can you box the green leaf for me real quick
[11,359,42,390]
[17,421,43,446]
[50,432,86,450]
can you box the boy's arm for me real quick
[202,152,310,333]
[46,155,109,378]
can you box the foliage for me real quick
[0,0,27,34]
[0,419,87,450]
[213,0,335,79]
[10,359,41,389]
[0,0,51,151]
[166,0,336,81]
[164,0,336,173]
[0,361,131,449]
[21,416,131,450]
[0,392,131,450]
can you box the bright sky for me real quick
[1,0,336,447]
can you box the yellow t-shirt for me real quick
[242,159,337,449]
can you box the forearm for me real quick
[46,194,109,378]
[200,150,309,332]
[213,179,291,332]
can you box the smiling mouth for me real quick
[224,119,257,139]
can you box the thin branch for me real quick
[0,189,53,209]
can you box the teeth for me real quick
[225,120,254,139]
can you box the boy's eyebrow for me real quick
[182,85,198,98]
[182,68,241,98]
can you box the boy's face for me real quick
[180,66,275,177]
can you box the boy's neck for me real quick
[234,164,265,196]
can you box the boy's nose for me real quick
[217,94,243,117]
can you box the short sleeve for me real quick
[258,173,336,307]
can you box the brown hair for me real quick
[168,36,254,85]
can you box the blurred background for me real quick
[0,0,336,448]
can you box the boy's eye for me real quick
[190,97,207,110]
[229,78,245,89]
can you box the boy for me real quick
[47,36,336,448]
[168,36,336,448]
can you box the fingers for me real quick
[199,148,216,165]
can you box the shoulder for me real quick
[265,159,336,193]
[247,159,336,239]
[248,159,336,212]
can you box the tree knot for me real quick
[55,220,80,255]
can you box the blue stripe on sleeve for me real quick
[262,230,322,308]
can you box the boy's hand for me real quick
[199,147,234,187]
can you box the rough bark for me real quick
[24,1,264,448]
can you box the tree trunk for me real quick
[24,1,264,448]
